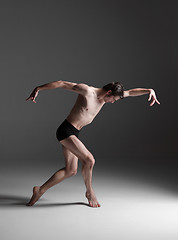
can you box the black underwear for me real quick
[56,119,80,142]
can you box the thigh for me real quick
[62,145,78,171]
[60,135,93,163]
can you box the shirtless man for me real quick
[26,80,160,208]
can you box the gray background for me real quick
[1,0,177,164]
[0,0,178,240]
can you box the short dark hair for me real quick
[102,82,124,99]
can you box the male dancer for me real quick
[26,80,160,207]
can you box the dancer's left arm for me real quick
[123,88,160,106]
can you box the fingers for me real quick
[149,100,155,106]
[148,94,152,101]
[149,97,161,106]
[149,99,160,106]
[26,96,36,103]
[26,89,38,103]
[31,96,36,103]
[155,99,160,104]
[26,97,32,101]
[148,93,161,107]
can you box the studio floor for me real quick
[1,160,178,240]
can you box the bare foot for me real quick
[26,186,43,206]
[85,191,101,208]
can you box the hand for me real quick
[148,89,160,106]
[26,88,39,103]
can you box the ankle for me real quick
[86,189,94,196]
[39,187,45,194]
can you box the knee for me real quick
[66,168,77,177]
[84,154,95,168]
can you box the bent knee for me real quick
[84,154,95,167]
[66,169,77,177]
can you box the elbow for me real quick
[72,84,79,91]
[56,80,63,88]
[57,80,62,84]
[123,90,130,98]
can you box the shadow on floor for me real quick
[0,194,89,208]
[30,202,90,207]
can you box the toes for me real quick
[26,202,32,206]
[89,202,95,208]
[89,202,100,208]
[88,198,101,208]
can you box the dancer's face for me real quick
[104,93,120,103]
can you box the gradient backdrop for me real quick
[0,0,177,240]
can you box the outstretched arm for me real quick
[26,80,88,103]
[124,88,160,106]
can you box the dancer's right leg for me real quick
[60,136,100,208]
[26,145,78,206]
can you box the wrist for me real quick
[148,88,153,94]
[35,87,40,92]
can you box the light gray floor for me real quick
[1,164,178,240]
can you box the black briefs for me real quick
[56,119,80,142]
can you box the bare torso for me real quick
[66,87,105,130]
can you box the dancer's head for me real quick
[102,82,124,103]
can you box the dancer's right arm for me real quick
[26,80,89,103]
